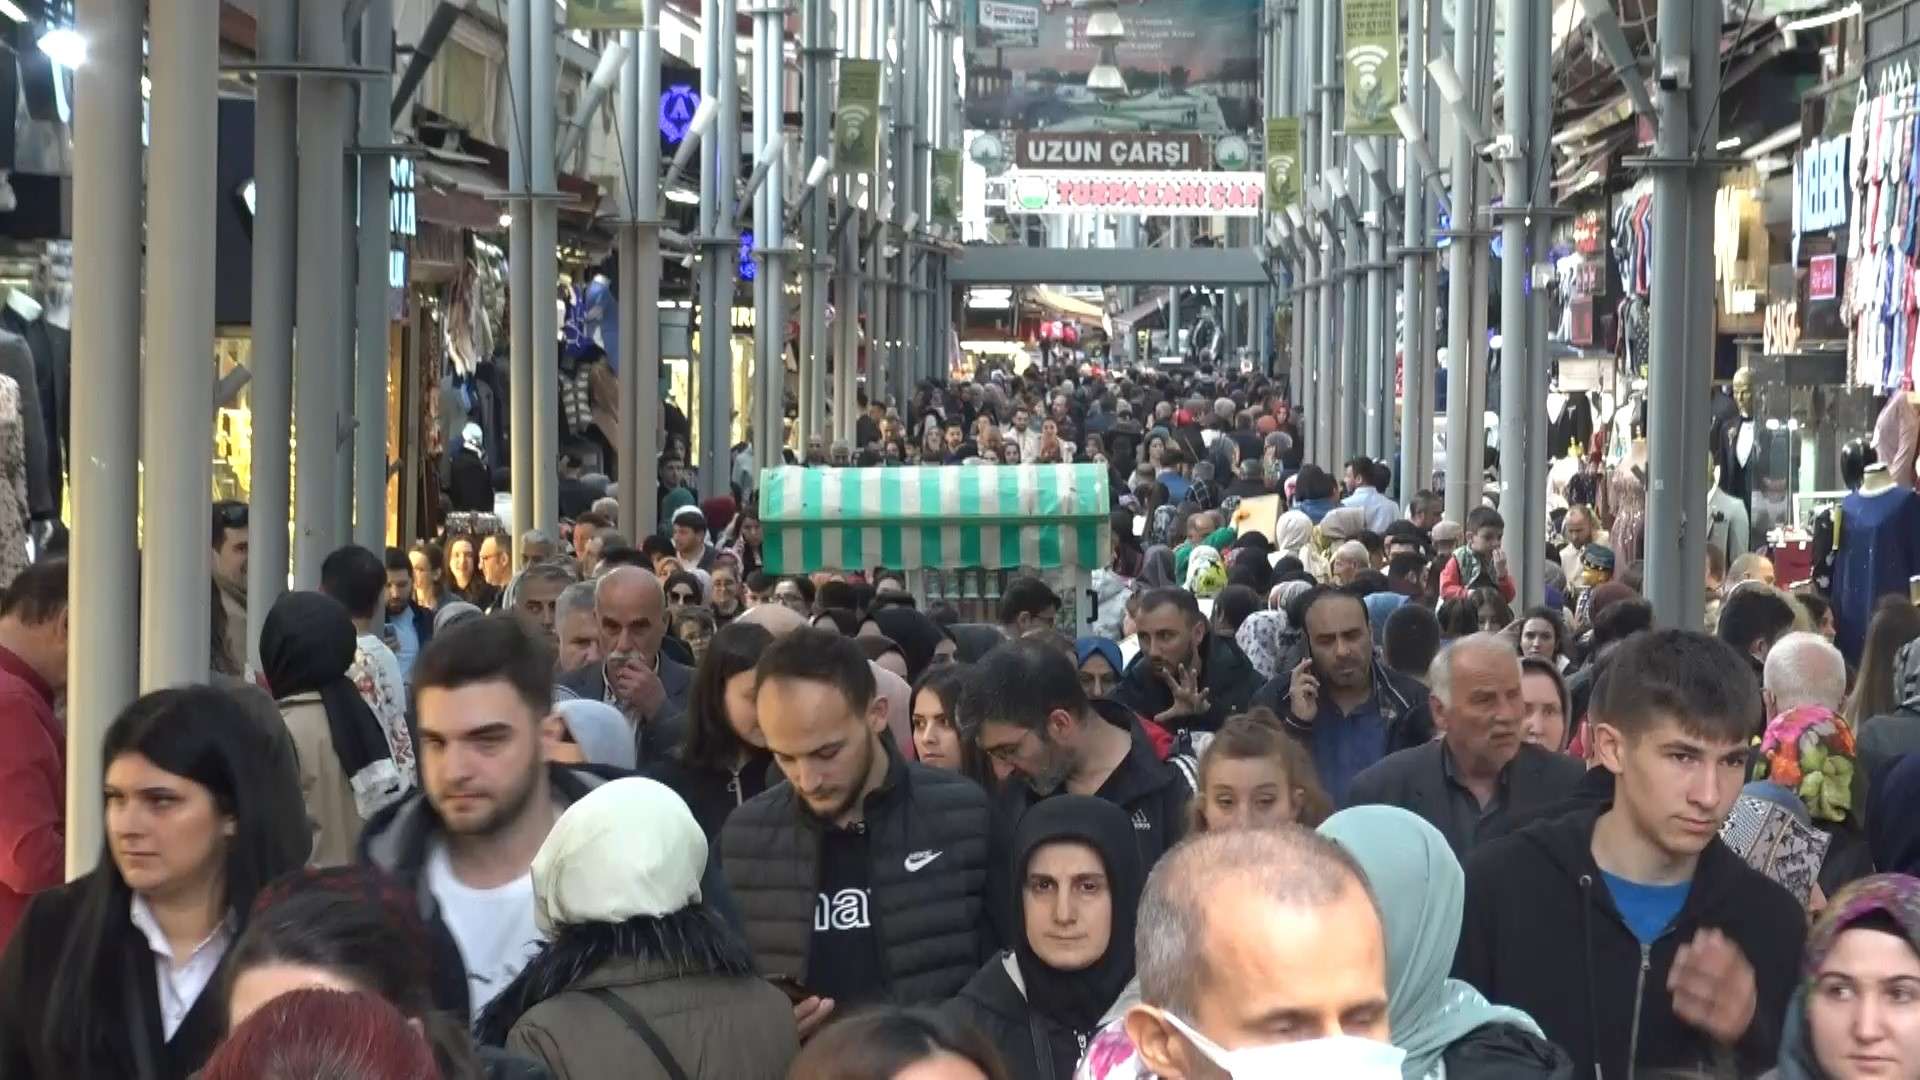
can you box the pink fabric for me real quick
[1874,393,1920,491]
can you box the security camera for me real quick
[1476,134,1520,163]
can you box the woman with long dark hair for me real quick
[0,686,307,1078]
[477,779,797,1078]
[446,535,498,610]
[648,620,776,841]
[408,540,450,611]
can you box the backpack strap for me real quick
[587,988,691,1080]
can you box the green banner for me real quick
[1342,0,1401,136]
[1264,117,1301,210]
[931,149,962,224]
[566,0,647,29]
[836,60,884,176]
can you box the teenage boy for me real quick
[1453,629,1804,1079]
[1439,506,1516,601]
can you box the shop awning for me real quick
[759,464,1112,574]
[1029,287,1105,321]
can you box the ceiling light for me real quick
[497,212,512,228]
[38,27,85,69]
[1715,136,1742,151]
[666,187,701,205]
[0,2,27,22]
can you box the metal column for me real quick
[753,0,789,464]
[618,6,664,539]
[1645,0,1722,628]
[699,0,740,495]
[1496,0,1538,605]
[531,0,560,539]
[1364,146,1386,462]
[1314,0,1339,464]
[68,0,143,873]
[1398,0,1430,505]
[507,0,533,541]
[1525,0,1554,600]
[249,0,296,672]
[800,0,834,445]
[294,0,351,585]
[354,0,394,552]
[143,0,217,688]
[1442,0,1482,523]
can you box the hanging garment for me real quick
[0,306,57,513]
[1874,393,1920,490]
[0,328,49,520]
[0,375,30,589]
[1608,462,1647,568]
[1707,485,1752,565]
[1831,486,1920,663]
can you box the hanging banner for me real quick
[566,0,647,29]
[1342,0,1401,136]
[1264,117,1301,209]
[932,149,963,224]
[1006,169,1264,217]
[835,59,884,176]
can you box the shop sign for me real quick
[1006,169,1264,217]
[660,85,701,146]
[1797,135,1850,234]
[1342,0,1401,137]
[835,59,884,176]
[389,156,416,290]
[1015,131,1208,171]
[1809,254,1838,301]
[977,0,1040,46]
[1572,207,1606,256]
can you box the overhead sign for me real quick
[932,149,962,224]
[1014,131,1208,171]
[1006,169,1264,217]
[660,85,700,145]
[1264,117,1300,208]
[1809,254,1838,302]
[1342,0,1401,137]
[964,0,1261,136]
[1797,134,1849,234]
[835,59,884,176]
[566,0,646,29]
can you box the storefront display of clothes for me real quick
[1829,471,1920,661]
[1845,82,1920,392]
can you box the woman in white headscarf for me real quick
[476,779,798,1079]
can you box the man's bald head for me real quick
[1429,632,1521,710]
[594,566,666,663]
[735,601,808,637]
[1135,827,1375,1015]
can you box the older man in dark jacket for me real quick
[721,629,991,1034]
[555,567,690,766]
[1113,587,1263,735]
[1344,633,1585,855]
[1251,586,1434,804]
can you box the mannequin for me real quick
[1608,434,1648,567]
[1872,389,1920,490]
[1831,459,1920,662]
[1812,439,1876,596]
[1715,366,1760,509]
[1706,460,1751,565]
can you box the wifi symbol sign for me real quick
[1348,44,1390,97]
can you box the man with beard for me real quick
[1112,587,1263,735]
[1253,587,1434,804]
[721,628,991,1037]
[965,640,1195,948]
[361,615,733,1016]
[551,581,601,674]
[511,560,576,647]
[555,566,691,766]
[383,546,434,680]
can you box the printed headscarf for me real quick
[1772,874,1920,1080]
[1236,610,1285,679]
[1752,705,1859,825]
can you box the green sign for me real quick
[1342,0,1401,137]
[836,60,884,176]
[567,0,647,29]
[932,149,962,224]
[1264,117,1301,209]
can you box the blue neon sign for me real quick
[661,84,700,145]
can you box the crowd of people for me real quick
[5,361,1920,1080]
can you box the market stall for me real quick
[759,463,1112,627]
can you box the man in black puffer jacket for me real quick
[960,640,1196,949]
[1112,587,1264,735]
[721,628,991,1034]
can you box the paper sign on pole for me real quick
[932,149,962,224]
[1265,117,1301,209]
[1343,0,1401,137]
[835,59,884,176]
[567,0,647,29]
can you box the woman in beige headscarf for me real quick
[1304,506,1370,583]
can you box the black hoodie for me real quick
[1453,806,1805,1080]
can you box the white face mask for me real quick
[1158,1010,1407,1080]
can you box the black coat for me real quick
[1441,1022,1576,1080]
[647,749,777,843]
[555,656,692,768]
[0,877,227,1080]
[1111,632,1263,733]
[718,738,992,1005]
[1454,806,1805,1079]
[985,701,1195,948]
[1345,741,1589,857]
[945,955,1110,1080]
[1251,657,1435,757]
[450,448,493,512]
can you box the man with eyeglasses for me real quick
[212,500,250,674]
[771,577,813,616]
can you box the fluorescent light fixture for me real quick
[0,2,27,22]
[686,97,719,141]
[805,156,830,189]
[37,27,85,68]
[1285,204,1306,230]
[1741,125,1801,160]
[1428,51,1468,107]
[1715,136,1742,151]
[665,187,700,205]
[1781,3,1859,33]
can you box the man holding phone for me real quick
[1112,588,1263,735]
[1252,587,1434,804]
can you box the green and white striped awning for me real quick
[759,464,1112,575]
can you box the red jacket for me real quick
[1439,554,1517,602]
[0,644,59,948]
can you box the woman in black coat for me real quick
[0,686,308,1079]
[645,620,777,841]
[946,796,1145,1080]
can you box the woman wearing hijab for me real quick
[946,796,1145,1080]
[1234,609,1286,681]
[1320,806,1571,1079]
[872,607,958,682]
[477,778,797,1078]
[1766,874,1920,1080]
[1272,506,1316,563]
[1075,637,1126,701]
[1139,546,1177,591]
[262,591,410,867]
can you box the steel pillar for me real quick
[249,0,296,670]
[1497,0,1537,604]
[294,0,352,584]
[1364,147,1386,462]
[1314,0,1339,464]
[618,8,664,539]
[507,0,533,540]
[800,0,834,446]
[1442,0,1483,522]
[699,0,739,496]
[530,0,560,540]
[1398,0,1430,505]
[753,0,789,466]
[354,0,395,552]
[69,0,144,874]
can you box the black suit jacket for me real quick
[0,876,227,1079]
[555,654,692,767]
[1345,740,1588,857]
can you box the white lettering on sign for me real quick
[1797,135,1849,235]
[980,0,1040,31]
[1017,132,1208,172]
[1008,169,1265,218]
